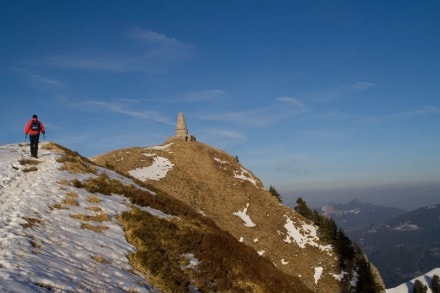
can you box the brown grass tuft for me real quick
[87,195,101,204]
[71,212,110,222]
[19,159,40,166]
[21,217,43,228]
[80,223,109,232]
[91,255,111,264]
[62,192,79,206]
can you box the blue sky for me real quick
[1,0,439,209]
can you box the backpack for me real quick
[30,120,40,131]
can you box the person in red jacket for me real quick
[24,114,46,158]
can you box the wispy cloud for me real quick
[207,130,247,146]
[79,100,173,124]
[196,96,306,127]
[306,81,375,102]
[182,89,225,102]
[44,28,196,74]
[361,106,440,124]
[14,69,64,90]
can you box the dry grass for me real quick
[91,255,111,264]
[71,212,109,222]
[21,217,43,228]
[119,207,310,293]
[51,203,69,210]
[87,195,101,204]
[62,192,79,206]
[45,142,97,174]
[58,179,70,186]
[19,159,40,166]
[80,223,109,233]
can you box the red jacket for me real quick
[24,118,46,136]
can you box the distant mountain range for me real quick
[319,199,407,232]
[321,200,440,288]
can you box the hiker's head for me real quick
[33,114,38,119]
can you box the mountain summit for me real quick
[93,138,385,292]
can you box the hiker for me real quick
[24,114,46,158]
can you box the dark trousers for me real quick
[29,134,40,157]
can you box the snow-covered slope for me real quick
[0,142,158,292]
[386,268,440,293]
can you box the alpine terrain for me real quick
[0,139,384,292]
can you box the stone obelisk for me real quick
[175,112,188,137]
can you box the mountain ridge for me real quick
[92,139,385,292]
[0,140,385,292]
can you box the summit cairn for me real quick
[167,112,196,142]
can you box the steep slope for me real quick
[0,142,311,292]
[349,204,440,288]
[93,140,385,292]
[320,199,407,232]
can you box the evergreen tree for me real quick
[294,197,313,219]
[413,279,428,293]
[268,185,282,202]
[355,256,377,293]
[432,275,440,293]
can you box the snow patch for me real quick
[213,157,229,165]
[233,167,258,187]
[283,216,332,253]
[139,206,175,219]
[233,203,256,227]
[350,270,359,287]
[393,221,420,231]
[331,271,348,282]
[181,253,200,270]
[129,156,174,181]
[146,143,173,151]
[314,267,323,284]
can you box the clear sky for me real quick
[1,0,439,210]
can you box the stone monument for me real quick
[166,112,196,142]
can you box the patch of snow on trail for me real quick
[0,143,158,292]
[233,203,256,227]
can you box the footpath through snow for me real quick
[0,142,158,292]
